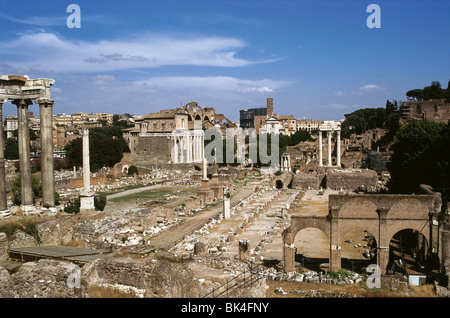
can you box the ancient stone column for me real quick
[0,98,8,215]
[327,130,332,166]
[203,157,208,180]
[318,130,323,167]
[13,99,34,210]
[37,98,55,208]
[336,129,341,167]
[79,129,94,211]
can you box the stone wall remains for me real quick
[326,169,378,190]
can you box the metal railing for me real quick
[202,263,265,298]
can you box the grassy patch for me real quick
[96,184,146,196]
[0,217,41,242]
[108,190,184,203]
[87,285,138,298]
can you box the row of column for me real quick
[0,98,55,213]
[318,129,341,167]
[172,132,204,164]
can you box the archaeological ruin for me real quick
[0,76,449,299]
[0,75,56,216]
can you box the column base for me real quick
[41,207,58,214]
[0,209,10,217]
[21,205,38,215]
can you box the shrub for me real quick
[64,198,80,214]
[127,165,139,175]
[94,195,107,211]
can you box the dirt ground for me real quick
[264,279,437,298]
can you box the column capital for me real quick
[36,98,55,106]
[12,99,33,107]
[0,96,8,104]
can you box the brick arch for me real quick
[283,217,330,245]
[293,227,330,258]
[385,220,431,246]
[282,217,330,271]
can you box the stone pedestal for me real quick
[239,239,251,261]
[80,191,95,212]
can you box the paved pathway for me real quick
[149,187,255,250]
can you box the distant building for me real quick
[5,115,18,138]
[260,116,282,135]
[122,102,234,169]
[239,97,277,131]
[296,119,322,132]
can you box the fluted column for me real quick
[0,98,8,214]
[327,130,332,166]
[336,129,341,167]
[318,130,323,167]
[13,99,34,208]
[37,98,55,208]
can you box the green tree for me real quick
[11,175,42,205]
[4,138,19,159]
[127,165,139,175]
[387,120,450,205]
[64,127,127,172]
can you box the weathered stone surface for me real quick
[8,230,38,248]
[0,266,13,297]
[326,169,378,191]
[0,233,8,261]
[1,259,81,298]
[36,217,74,245]
[82,253,200,298]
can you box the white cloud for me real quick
[136,76,290,95]
[0,11,65,26]
[2,32,274,73]
[51,75,291,116]
[333,91,345,97]
[359,84,384,91]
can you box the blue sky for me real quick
[0,0,448,121]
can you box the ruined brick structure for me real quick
[400,99,450,124]
[283,194,440,274]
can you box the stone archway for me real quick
[283,194,440,275]
[276,180,283,189]
[293,227,330,271]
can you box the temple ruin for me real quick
[0,75,56,215]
